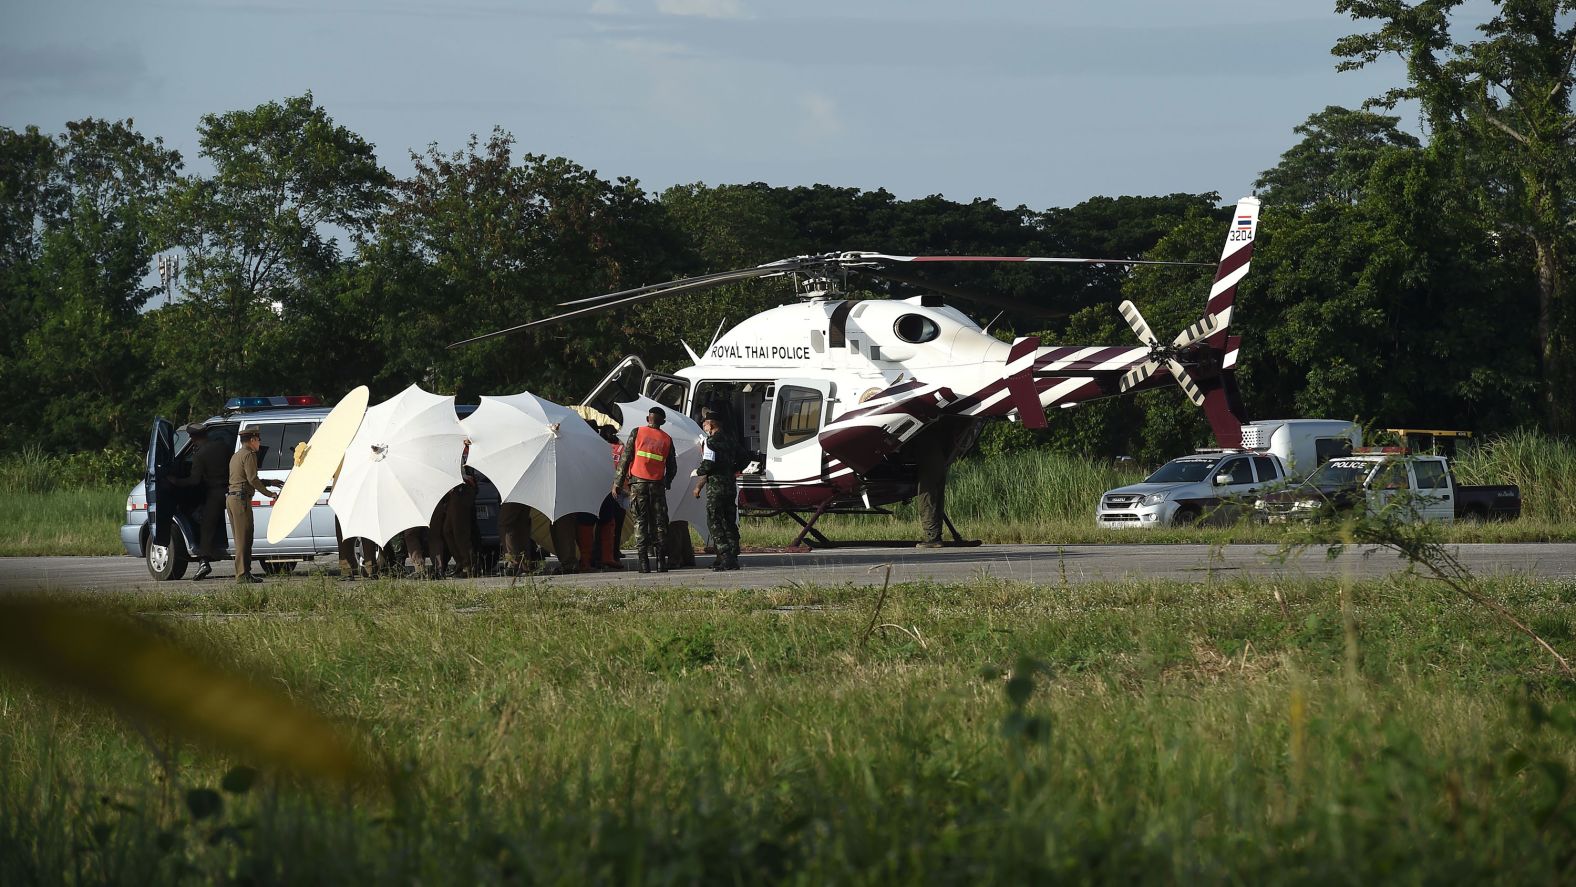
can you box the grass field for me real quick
[0,486,128,557]
[4,575,1575,883]
[4,447,1576,558]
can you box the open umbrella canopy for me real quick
[330,385,466,547]
[461,392,613,521]
[616,396,710,543]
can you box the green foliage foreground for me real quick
[3,576,1574,884]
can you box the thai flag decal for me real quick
[1236,215,1253,229]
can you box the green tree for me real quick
[159,93,389,409]
[371,129,685,403]
[1254,105,1422,206]
[1333,0,1576,430]
[0,120,181,451]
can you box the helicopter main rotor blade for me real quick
[555,259,805,308]
[846,251,1212,268]
[446,264,794,349]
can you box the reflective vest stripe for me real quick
[630,426,673,482]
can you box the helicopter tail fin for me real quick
[1202,195,1258,343]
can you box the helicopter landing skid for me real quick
[760,504,982,552]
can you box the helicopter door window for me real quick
[810,330,825,353]
[772,385,823,449]
[643,374,688,414]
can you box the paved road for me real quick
[4,544,1575,592]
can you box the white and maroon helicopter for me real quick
[452,197,1259,547]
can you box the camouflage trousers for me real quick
[630,480,669,555]
[706,479,740,563]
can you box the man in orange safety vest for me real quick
[614,407,678,573]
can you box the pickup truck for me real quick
[1256,451,1521,523]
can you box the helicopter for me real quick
[451,196,1260,548]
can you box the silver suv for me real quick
[1096,451,1285,527]
[125,396,500,579]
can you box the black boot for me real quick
[638,550,650,574]
[657,551,669,573]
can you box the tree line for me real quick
[1,2,1570,465]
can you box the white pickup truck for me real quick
[1096,419,1361,528]
[1257,450,1522,523]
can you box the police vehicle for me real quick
[125,395,501,579]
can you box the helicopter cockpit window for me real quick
[772,385,823,450]
[893,314,940,344]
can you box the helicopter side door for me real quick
[765,378,835,485]
[582,356,650,419]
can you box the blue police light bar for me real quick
[224,395,323,411]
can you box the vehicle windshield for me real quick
[1304,459,1375,489]
[1144,457,1222,484]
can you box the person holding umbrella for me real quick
[227,426,282,582]
[614,407,677,573]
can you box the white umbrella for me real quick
[460,392,613,521]
[330,384,466,547]
[615,396,710,544]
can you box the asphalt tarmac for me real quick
[3,543,1575,593]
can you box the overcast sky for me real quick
[4,0,1440,210]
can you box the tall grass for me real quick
[0,446,142,495]
[1454,428,1576,523]
[0,486,129,557]
[2,576,1574,883]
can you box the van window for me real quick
[1413,460,1449,490]
[258,422,318,471]
[772,386,823,449]
[1252,456,1278,483]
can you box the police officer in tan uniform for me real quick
[227,427,282,582]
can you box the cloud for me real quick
[655,0,745,19]
[797,92,843,141]
[590,0,629,13]
[0,43,152,100]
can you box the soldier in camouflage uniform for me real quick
[615,407,677,573]
[694,414,743,570]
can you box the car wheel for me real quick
[260,560,298,576]
[1172,507,1201,526]
[147,532,189,581]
